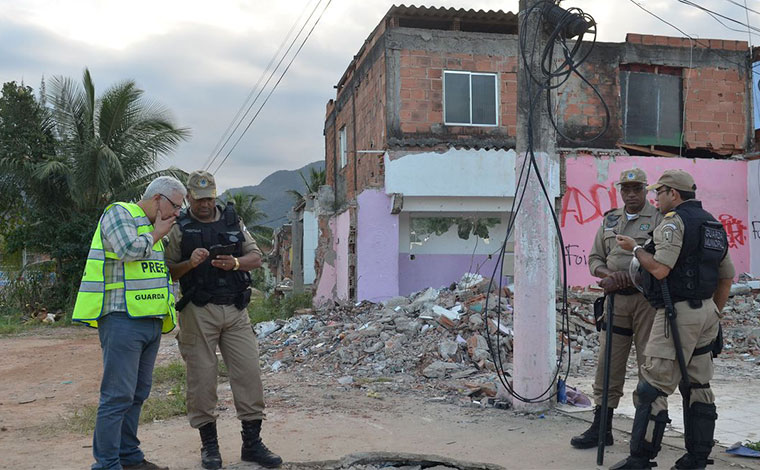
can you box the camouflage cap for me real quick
[617,168,648,186]
[187,170,217,199]
[647,169,697,193]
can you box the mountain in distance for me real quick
[227,160,325,228]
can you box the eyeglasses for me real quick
[159,193,182,210]
[655,188,671,197]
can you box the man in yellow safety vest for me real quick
[72,176,185,470]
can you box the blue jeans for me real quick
[92,312,162,470]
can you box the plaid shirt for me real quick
[100,204,157,315]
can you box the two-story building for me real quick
[312,4,754,304]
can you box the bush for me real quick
[247,292,312,324]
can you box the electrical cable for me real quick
[207,0,332,174]
[677,0,760,34]
[482,1,605,403]
[628,0,750,71]
[211,0,332,175]
[725,0,760,17]
[202,0,322,171]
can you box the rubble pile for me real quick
[256,276,760,385]
[256,274,516,381]
[719,292,760,358]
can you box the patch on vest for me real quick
[134,293,166,301]
[605,214,620,228]
[640,223,650,231]
[663,229,673,243]
[140,261,166,274]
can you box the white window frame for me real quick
[339,126,348,168]
[442,71,499,127]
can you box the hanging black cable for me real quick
[483,1,606,403]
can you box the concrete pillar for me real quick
[513,0,559,412]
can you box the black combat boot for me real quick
[199,422,223,470]
[671,452,711,470]
[241,419,282,468]
[570,406,614,449]
[609,455,655,469]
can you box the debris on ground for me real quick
[256,274,760,407]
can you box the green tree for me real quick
[286,166,326,205]
[39,68,190,211]
[1,69,190,308]
[222,192,266,226]
[220,191,273,252]
[0,81,56,236]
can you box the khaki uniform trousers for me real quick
[178,302,265,428]
[641,299,719,419]
[593,292,656,408]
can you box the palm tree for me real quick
[4,69,190,307]
[221,191,273,251]
[286,166,326,205]
[37,68,190,212]
[222,192,266,227]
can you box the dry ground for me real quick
[1,328,758,470]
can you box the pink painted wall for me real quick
[314,217,338,307]
[357,190,400,302]
[562,156,748,286]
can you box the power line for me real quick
[202,0,322,171]
[677,0,760,34]
[724,0,760,17]
[745,0,755,46]
[211,0,333,175]
[627,0,749,70]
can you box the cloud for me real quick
[1,0,757,193]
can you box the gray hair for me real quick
[142,176,187,201]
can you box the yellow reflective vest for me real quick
[72,202,176,333]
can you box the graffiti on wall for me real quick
[562,156,749,286]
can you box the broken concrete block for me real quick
[438,339,458,359]
[383,296,411,309]
[469,313,484,329]
[422,361,462,378]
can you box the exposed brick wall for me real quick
[683,67,747,153]
[325,100,336,187]
[626,33,747,51]
[353,56,387,194]
[398,49,517,138]
[557,44,622,148]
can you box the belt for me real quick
[209,294,240,305]
[615,287,640,296]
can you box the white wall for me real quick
[303,210,318,285]
[384,148,518,197]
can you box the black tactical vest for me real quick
[178,202,251,308]
[641,200,727,308]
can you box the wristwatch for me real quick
[632,245,642,257]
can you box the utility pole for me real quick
[512,0,559,412]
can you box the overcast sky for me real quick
[0,0,757,190]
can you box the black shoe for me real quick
[241,420,283,468]
[609,455,656,470]
[123,460,168,470]
[671,453,712,469]
[199,422,223,470]
[571,406,614,449]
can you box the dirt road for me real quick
[1,328,758,470]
